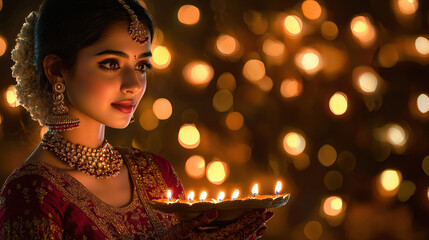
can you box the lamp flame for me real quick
[167,190,172,201]
[275,181,282,194]
[200,191,207,202]
[252,184,259,197]
[218,191,225,202]
[187,191,195,201]
[232,190,239,200]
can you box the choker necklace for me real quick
[41,129,123,179]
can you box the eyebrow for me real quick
[95,50,152,59]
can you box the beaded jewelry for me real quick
[117,0,149,44]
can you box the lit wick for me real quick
[200,191,207,202]
[252,184,259,197]
[275,181,282,195]
[167,190,172,201]
[232,190,239,200]
[218,191,225,202]
[187,191,195,201]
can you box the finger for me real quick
[188,209,218,229]
[227,211,272,240]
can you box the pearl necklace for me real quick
[41,129,123,178]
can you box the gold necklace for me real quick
[41,129,123,178]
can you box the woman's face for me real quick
[63,21,151,129]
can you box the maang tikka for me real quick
[45,81,80,131]
[117,0,149,45]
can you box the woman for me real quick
[0,0,273,239]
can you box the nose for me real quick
[120,67,145,94]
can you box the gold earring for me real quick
[45,81,80,131]
[130,115,135,123]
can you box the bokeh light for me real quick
[423,155,429,176]
[293,153,311,170]
[216,34,239,56]
[378,44,399,68]
[5,85,18,108]
[256,75,273,92]
[350,15,376,47]
[225,112,244,130]
[206,159,229,185]
[283,132,306,156]
[304,221,323,240]
[139,109,159,131]
[0,0,3,12]
[280,78,303,98]
[262,37,285,58]
[183,61,214,87]
[242,59,266,82]
[301,0,322,20]
[321,21,338,40]
[283,15,303,36]
[329,92,348,115]
[324,170,343,190]
[178,5,200,25]
[386,124,407,147]
[217,72,236,91]
[358,72,378,93]
[417,93,429,113]
[318,144,337,167]
[213,89,233,112]
[295,47,322,75]
[152,46,171,69]
[397,180,416,202]
[153,98,173,120]
[185,155,206,179]
[378,169,402,197]
[415,36,429,55]
[397,0,419,15]
[178,124,200,149]
[0,35,7,57]
[353,66,381,95]
[323,196,343,216]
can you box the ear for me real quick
[43,54,65,87]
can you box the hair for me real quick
[12,0,154,126]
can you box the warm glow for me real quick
[185,155,206,179]
[216,34,239,56]
[386,124,407,147]
[232,190,239,200]
[275,181,282,194]
[397,0,419,15]
[200,191,207,201]
[225,112,244,130]
[242,59,266,82]
[378,44,399,68]
[0,0,3,12]
[323,196,343,216]
[153,98,173,120]
[380,169,402,192]
[427,187,429,201]
[283,15,303,36]
[263,38,285,57]
[152,46,171,69]
[0,35,6,57]
[5,85,19,107]
[415,36,429,55]
[295,48,322,75]
[217,72,236,91]
[139,109,159,131]
[178,124,200,149]
[417,93,429,113]
[213,89,233,112]
[283,132,306,156]
[167,190,172,200]
[329,92,348,116]
[252,184,259,196]
[350,16,376,47]
[178,5,200,25]
[280,78,303,98]
[318,144,337,167]
[183,61,214,87]
[321,21,339,40]
[304,221,323,240]
[206,160,228,185]
[358,72,378,93]
[302,0,322,20]
[39,126,49,139]
[217,191,225,202]
[187,191,195,201]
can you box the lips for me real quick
[111,100,136,114]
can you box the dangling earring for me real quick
[45,81,80,131]
[130,115,135,123]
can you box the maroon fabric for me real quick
[0,147,184,239]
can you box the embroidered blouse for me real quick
[0,147,185,239]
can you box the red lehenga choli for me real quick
[0,147,185,239]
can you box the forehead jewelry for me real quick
[117,0,149,44]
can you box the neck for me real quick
[59,109,106,148]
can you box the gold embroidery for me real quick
[1,214,63,239]
[22,187,31,204]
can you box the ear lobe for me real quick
[43,54,64,86]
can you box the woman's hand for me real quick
[163,208,274,240]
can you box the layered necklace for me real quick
[41,129,123,178]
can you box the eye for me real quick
[135,62,152,73]
[98,59,120,71]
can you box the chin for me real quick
[105,119,132,129]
